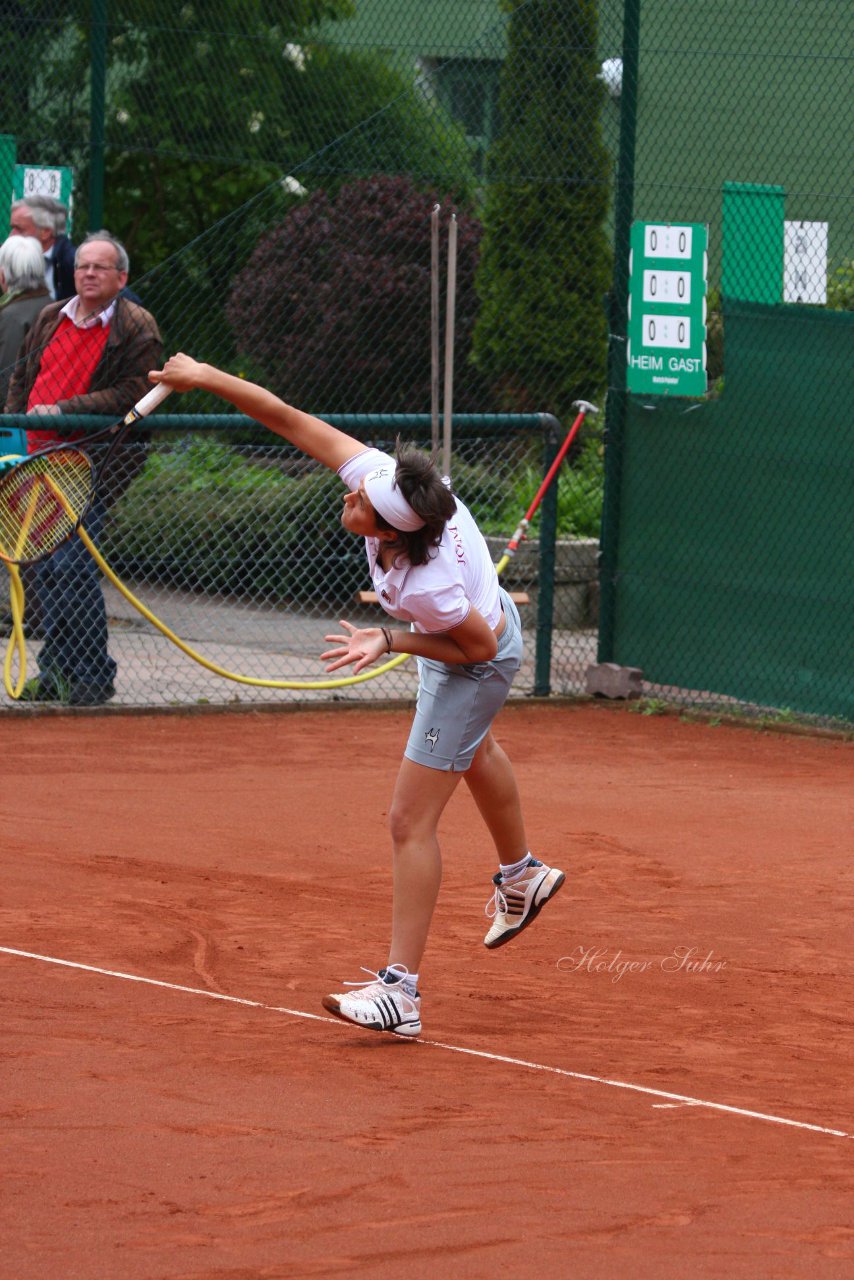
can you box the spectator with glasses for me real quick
[4,230,162,705]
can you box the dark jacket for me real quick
[49,234,77,302]
[0,287,50,403]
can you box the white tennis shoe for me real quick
[322,965,422,1037]
[484,857,565,948]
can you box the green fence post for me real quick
[88,0,107,230]
[597,0,641,663]
[0,135,16,237]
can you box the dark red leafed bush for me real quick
[226,175,491,414]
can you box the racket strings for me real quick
[0,449,95,564]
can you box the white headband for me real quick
[363,464,426,532]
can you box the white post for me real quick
[430,204,441,460]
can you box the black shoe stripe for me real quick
[377,995,397,1028]
[486,873,566,949]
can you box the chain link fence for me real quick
[0,1,851,721]
[1,410,600,708]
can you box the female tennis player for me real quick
[151,354,565,1037]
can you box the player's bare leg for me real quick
[386,757,462,973]
[464,730,528,862]
[322,759,460,1037]
[466,733,565,949]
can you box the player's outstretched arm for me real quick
[150,354,364,473]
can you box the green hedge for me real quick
[104,438,366,601]
[104,435,603,600]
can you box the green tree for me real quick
[472,0,612,416]
[7,2,475,363]
[102,35,474,281]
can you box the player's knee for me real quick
[388,797,442,848]
[387,801,415,846]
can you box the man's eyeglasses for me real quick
[75,262,121,273]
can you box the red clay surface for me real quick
[2,702,852,1279]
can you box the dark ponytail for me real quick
[374,440,457,567]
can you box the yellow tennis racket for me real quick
[0,383,172,567]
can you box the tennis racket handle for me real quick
[124,382,174,423]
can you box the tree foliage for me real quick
[472,0,613,416]
[3,0,476,367]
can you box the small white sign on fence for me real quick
[783,220,828,304]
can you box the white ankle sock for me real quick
[500,852,533,881]
[385,965,419,997]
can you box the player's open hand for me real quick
[322,621,390,674]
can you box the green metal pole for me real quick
[88,0,107,230]
[597,0,641,662]
[0,412,548,434]
[0,135,16,238]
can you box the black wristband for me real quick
[381,626,392,653]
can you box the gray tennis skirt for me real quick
[404,589,523,772]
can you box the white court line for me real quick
[2,945,850,1142]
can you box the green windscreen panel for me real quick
[611,301,854,720]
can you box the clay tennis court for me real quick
[2,701,852,1278]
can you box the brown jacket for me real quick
[4,295,164,505]
[4,294,163,415]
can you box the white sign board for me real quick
[13,164,74,235]
[19,167,64,198]
[783,221,828,304]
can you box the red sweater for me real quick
[27,315,110,452]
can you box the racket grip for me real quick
[124,382,174,423]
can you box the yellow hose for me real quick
[3,476,44,698]
[76,522,410,690]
